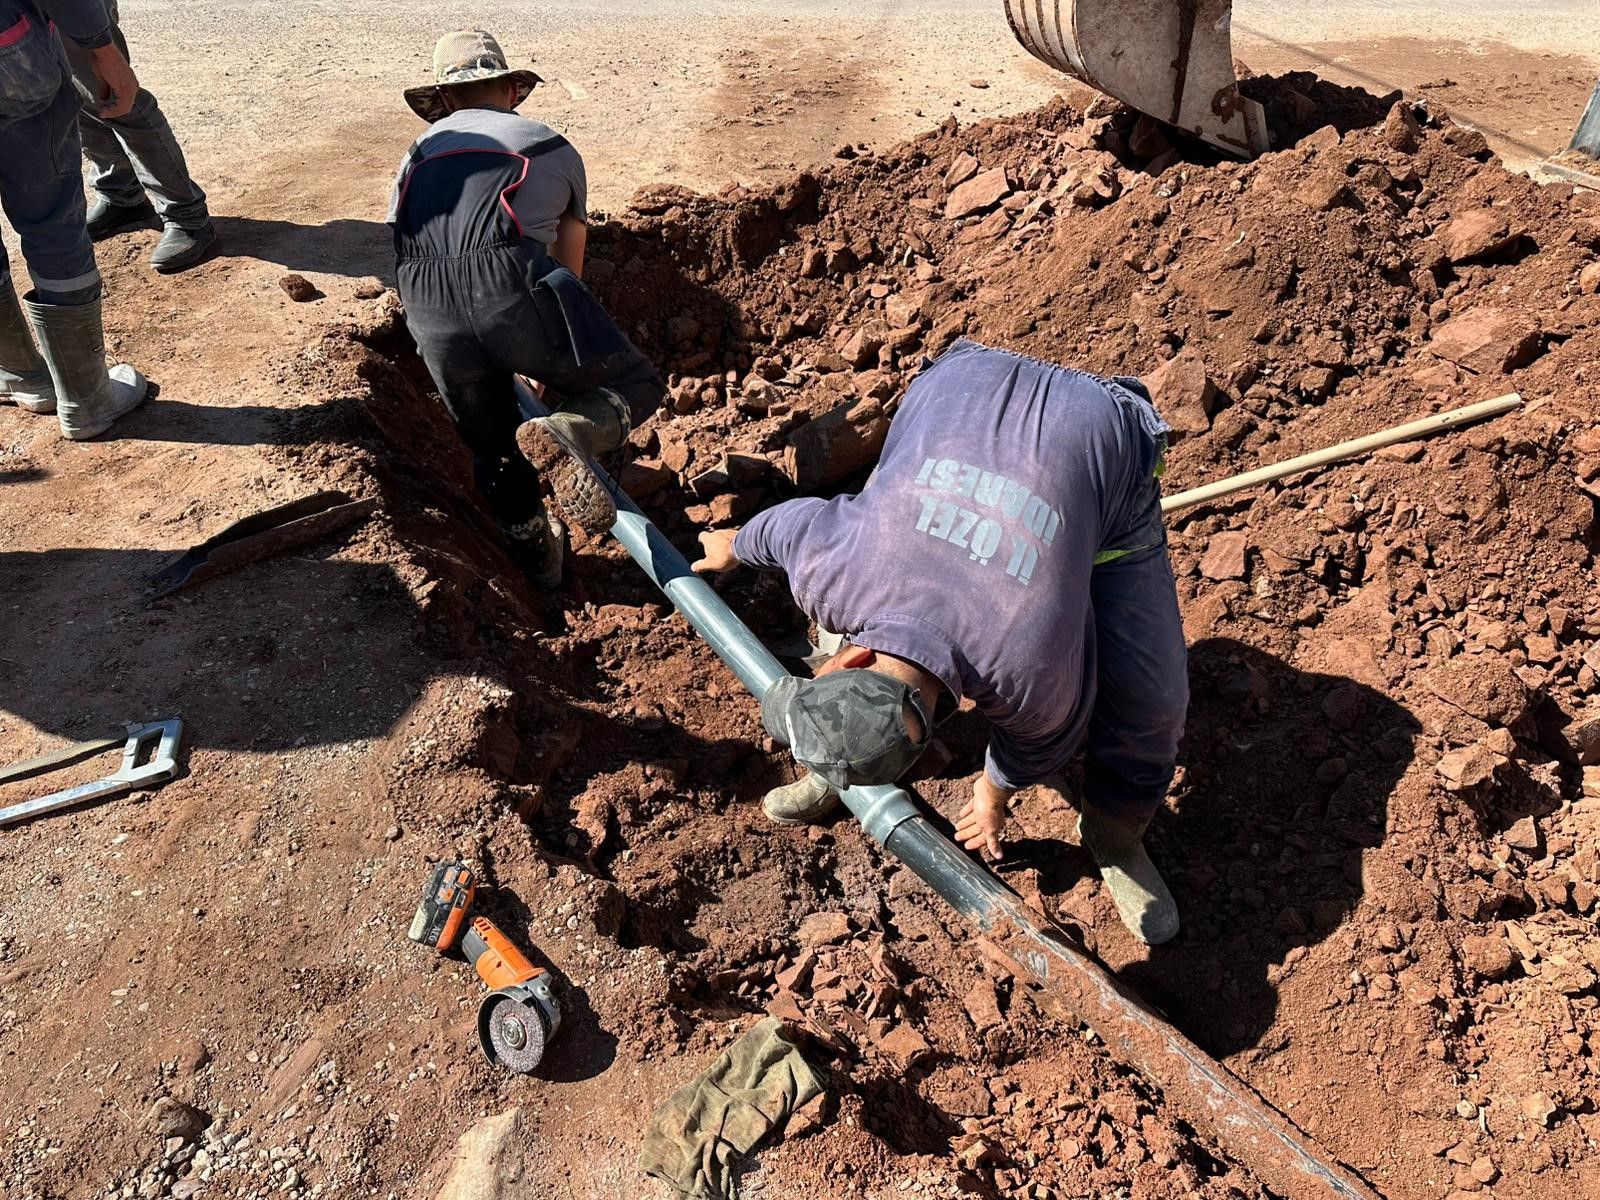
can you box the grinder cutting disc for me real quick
[478,988,551,1073]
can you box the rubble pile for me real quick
[264,73,1600,1200]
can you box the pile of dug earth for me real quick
[87,72,1595,1200]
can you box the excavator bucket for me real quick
[1004,0,1270,159]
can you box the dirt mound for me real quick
[5,76,1598,1200]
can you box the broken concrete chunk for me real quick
[945,168,1011,220]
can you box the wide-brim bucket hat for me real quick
[404,30,543,124]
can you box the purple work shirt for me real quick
[733,340,1169,790]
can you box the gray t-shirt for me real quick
[386,106,588,246]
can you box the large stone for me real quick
[796,911,854,948]
[1199,531,1248,581]
[1568,711,1600,765]
[945,168,1011,220]
[434,1109,527,1200]
[143,1098,210,1143]
[1437,745,1498,790]
[839,321,889,369]
[1143,351,1219,440]
[1428,307,1543,374]
[1439,209,1521,263]
[1383,101,1422,153]
[1426,657,1532,727]
[782,398,891,490]
[1460,934,1517,980]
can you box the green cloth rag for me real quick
[639,1017,824,1199]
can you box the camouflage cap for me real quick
[404,30,543,124]
[761,669,930,791]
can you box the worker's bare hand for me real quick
[955,775,1012,861]
[88,44,140,119]
[691,528,740,574]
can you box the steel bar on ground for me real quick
[512,380,1384,1200]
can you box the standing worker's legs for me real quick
[1080,484,1189,945]
[63,1,215,272]
[0,78,147,439]
[404,303,565,588]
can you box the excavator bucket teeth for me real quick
[1004,0,1270,159]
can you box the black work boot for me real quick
[504,505,566,592]
[1078,806,1180,946]
[86,196,158,241]
[515,388,628,537]
[151,222,219,274]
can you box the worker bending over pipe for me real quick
[693,340,1189,945]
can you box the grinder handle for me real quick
[462,916,543,991]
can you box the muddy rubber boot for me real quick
[24,294,148,441]
[0,281,55,414]
[762,772,841,826]
[1077,806,1180,946]
[515,388,628,537]
[505,506,567,592]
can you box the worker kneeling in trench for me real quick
[694,339,1189,945]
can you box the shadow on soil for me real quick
[0,540,427,754]
[1119,637,1420,1057]
[209,216,394,283]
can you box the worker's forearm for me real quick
[551,216,587,278]
[38,0,115,47]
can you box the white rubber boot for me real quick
[0,279,56,414]
[24,294,147,440]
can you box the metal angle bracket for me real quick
[0,719,184,828]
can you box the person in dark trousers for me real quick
[0,0,148,439]
[61,0,216,272]
[389,30,664,590]
[694,341,1190,945]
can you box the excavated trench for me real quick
[266,74,1600,1198]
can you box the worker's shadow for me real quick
[0,536,431,761]
[206,216,395,284]
[1114,637,1420,1058]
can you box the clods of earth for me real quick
[4,71,1600,1200]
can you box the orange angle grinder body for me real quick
[408,861,563,1074]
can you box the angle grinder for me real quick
[408,860,563,1074]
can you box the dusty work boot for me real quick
[762,772,841,826]
[1078,806,1180,946]
[23,295,148,441]
[504,506,567,592]
[151,221,219,274]
[515,388,629,537]
[85,196,157,241]
[0,280,55,414]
